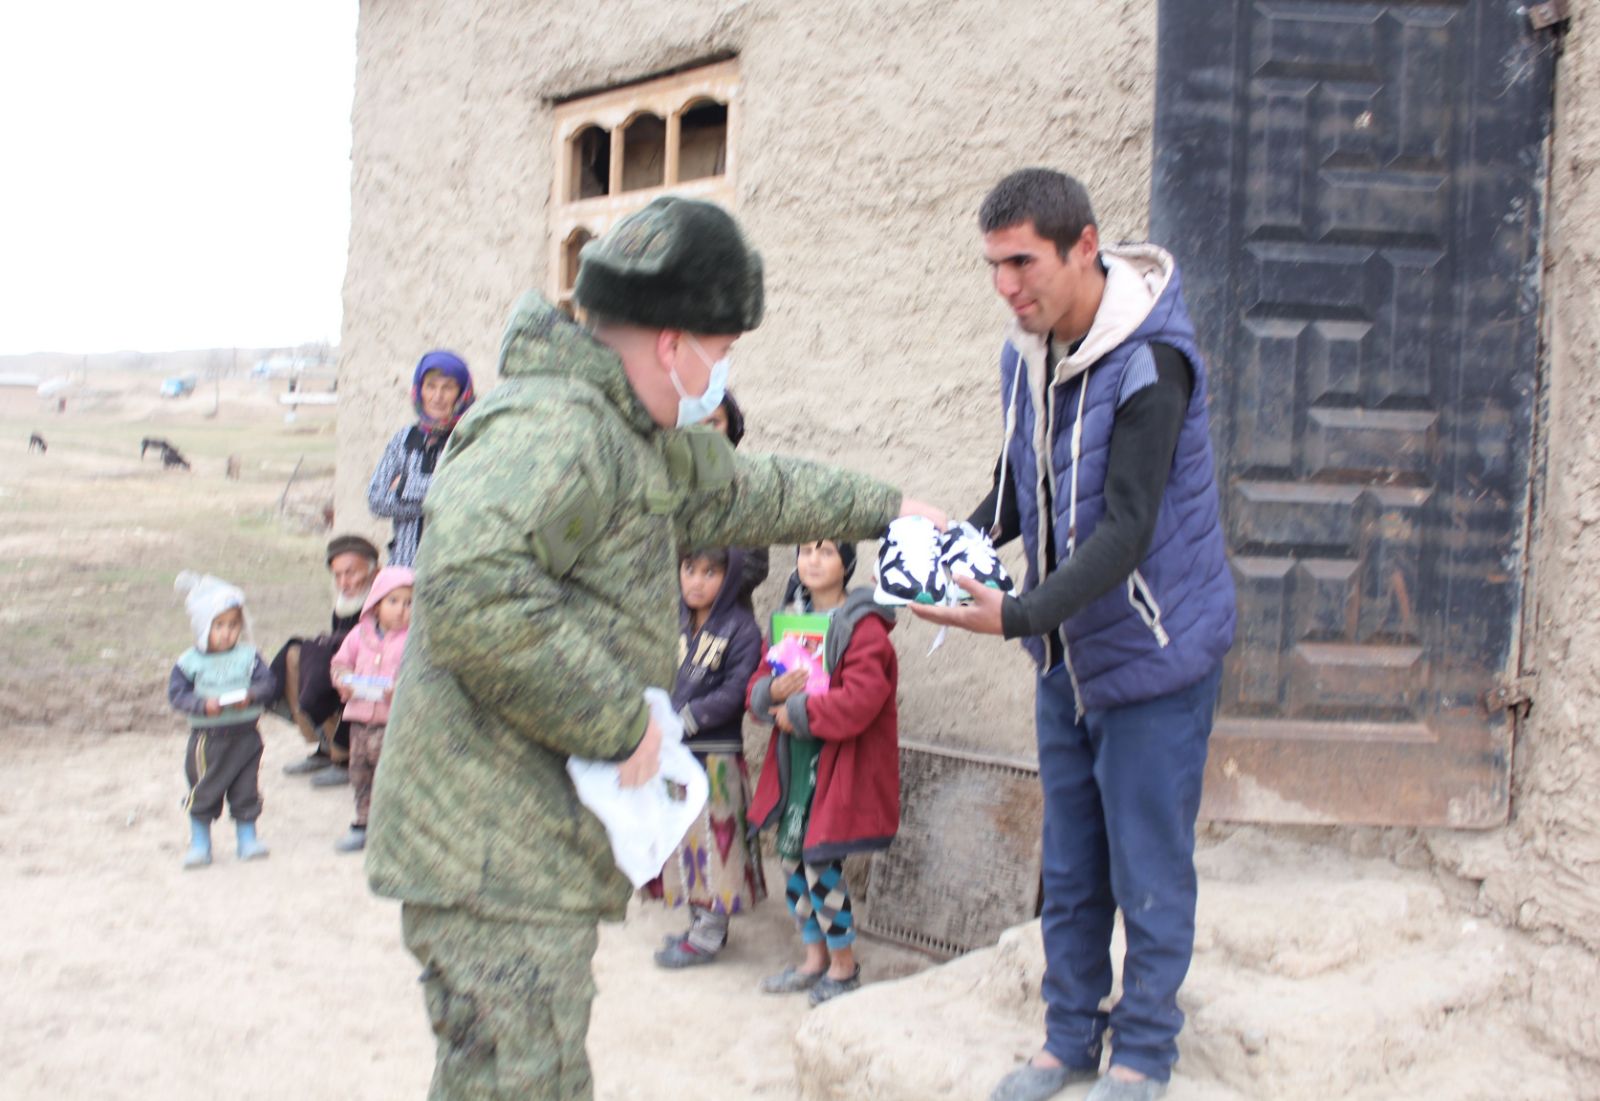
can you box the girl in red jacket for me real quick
[747,538,899,1007]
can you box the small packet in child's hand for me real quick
[346,674,393,702]
[217,688,248,707]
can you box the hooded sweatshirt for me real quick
[747,588,899,862]
[330,565,414,725]
[672,547,764,755]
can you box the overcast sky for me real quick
[0,2,357,355]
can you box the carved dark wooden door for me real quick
[1151,1,1558,825]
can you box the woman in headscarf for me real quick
[366,349,475,567]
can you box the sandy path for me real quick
[0,371,931,1101]
[0,716,927,1101]
[2,721,433,1100]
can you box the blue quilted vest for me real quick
[999,256,1236,714]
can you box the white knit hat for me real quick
[174,571,248,652]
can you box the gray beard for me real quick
[333,588,369,619]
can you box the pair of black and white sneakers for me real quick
[874,516,1013,607]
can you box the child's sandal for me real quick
[759,965,825,994]
[806,964,862,1006]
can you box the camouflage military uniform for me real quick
[366,293,901,1100]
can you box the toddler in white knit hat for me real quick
[167,571,278,869]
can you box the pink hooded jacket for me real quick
[330,565,414,725]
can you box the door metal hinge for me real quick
[1526,1,1571,33]
[1482,675,1536,719]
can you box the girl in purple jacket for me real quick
[653,545,767,969]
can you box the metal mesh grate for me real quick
[858,741,1042,959]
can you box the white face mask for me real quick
[671,335,731,428]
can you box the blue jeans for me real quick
[1035,662,1221,1082]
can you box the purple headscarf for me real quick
[411,350,475,440]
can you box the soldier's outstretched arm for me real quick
[417,409,647,763]
[681,446,905,550]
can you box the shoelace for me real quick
[944,522,1000,577]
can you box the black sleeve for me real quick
[966,453,1023,547]
[168,664,207,715]
[1000,345,1193,640]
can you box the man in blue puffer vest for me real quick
[916,168,1237,1101]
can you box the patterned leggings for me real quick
[782,859,854,950]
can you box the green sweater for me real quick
[366,294,901,922]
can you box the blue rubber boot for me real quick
[235,820,270,861]
[183,816,212,870]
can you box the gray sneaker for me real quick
[654,939,720,968]
[1085,1075,1166,1101]
[334,826,367,853]
[283,753,332,776]
[990,1062,1098,1101]
[310,766,350,788]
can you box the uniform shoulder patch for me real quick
[666,427,735,493]
[529,482,602,578]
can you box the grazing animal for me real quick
[160,444,191,471]
[28,432,47,454]
[140,436,175,459]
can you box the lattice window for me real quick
[550,59,739,316]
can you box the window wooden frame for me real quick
[550,59,740,315]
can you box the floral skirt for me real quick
[660,753,767,916]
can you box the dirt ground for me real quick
[2,371,1596,1100]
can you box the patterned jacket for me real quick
[365,293,902,923]
[367,425,444,567]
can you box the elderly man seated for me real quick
[268,534,380,786]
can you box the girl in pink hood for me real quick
[330,565,414,853]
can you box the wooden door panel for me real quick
[1151,0,1555,825]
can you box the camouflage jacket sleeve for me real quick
[418,405,648,762]
[680,449,902,551]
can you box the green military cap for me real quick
[573,196,764,334]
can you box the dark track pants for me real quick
[183,722,264,822]
[1034,661,1222,1082]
